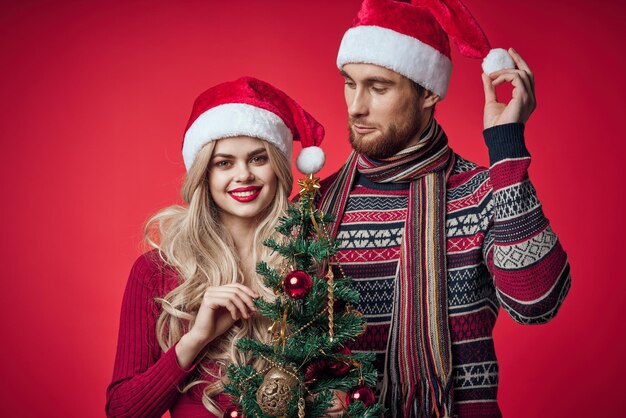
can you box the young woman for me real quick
[106,77,325,418]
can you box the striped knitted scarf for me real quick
[319,118,455,417]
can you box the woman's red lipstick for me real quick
[228,186,262,202]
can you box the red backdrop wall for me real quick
[1,1,624,416]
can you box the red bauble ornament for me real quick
[304,358,328,381]
[328,361,350,377]
[223,406,243,418]
[327,360,351,377]
[283,270,313,299]
[346,385,375,407]
[328,346,352,377]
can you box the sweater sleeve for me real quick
[105,253,195,418]
[482,123,571,324]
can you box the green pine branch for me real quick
[224,190,381,417]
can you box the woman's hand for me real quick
[175,284,258,369]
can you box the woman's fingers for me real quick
[226,283,260,298]
[189,284,261,344]
[206,289,256,319]
[222,284,259,309]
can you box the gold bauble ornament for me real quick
[256,367,297,416]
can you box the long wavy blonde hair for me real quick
[145,138,293,414]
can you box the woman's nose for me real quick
[234,163,255,182]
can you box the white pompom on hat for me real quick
[296,145,326,175]
[481,48,515,75]
[337,0,516,99]
[182,77,325,174]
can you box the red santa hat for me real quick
[182,77,325,174]
[336,0,515,99]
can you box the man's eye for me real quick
[371,86,387,94]
[344,81,356,89]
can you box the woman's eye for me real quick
[214,160,231,168]
[251,155,268,164]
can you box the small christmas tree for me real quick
[223,175,383,418]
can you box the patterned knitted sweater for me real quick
[321,123,571,417]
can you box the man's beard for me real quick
[348,110,422,160]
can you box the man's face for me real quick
[342,63,423,159]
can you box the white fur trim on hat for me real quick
[182,103,293,171]
[482,48,515,75]
[296,145,325,174]
[337,26,452,99]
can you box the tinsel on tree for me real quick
[223,175,383,418]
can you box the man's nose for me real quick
[348,88,369,118]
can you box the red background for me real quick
[1,1,624,417]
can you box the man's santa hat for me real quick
[182,77,325,174]
[336,0,515,99]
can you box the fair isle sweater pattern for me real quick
[326,124,571,418]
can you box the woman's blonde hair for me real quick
[145,138,293,414]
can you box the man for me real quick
[319,0,571,416]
